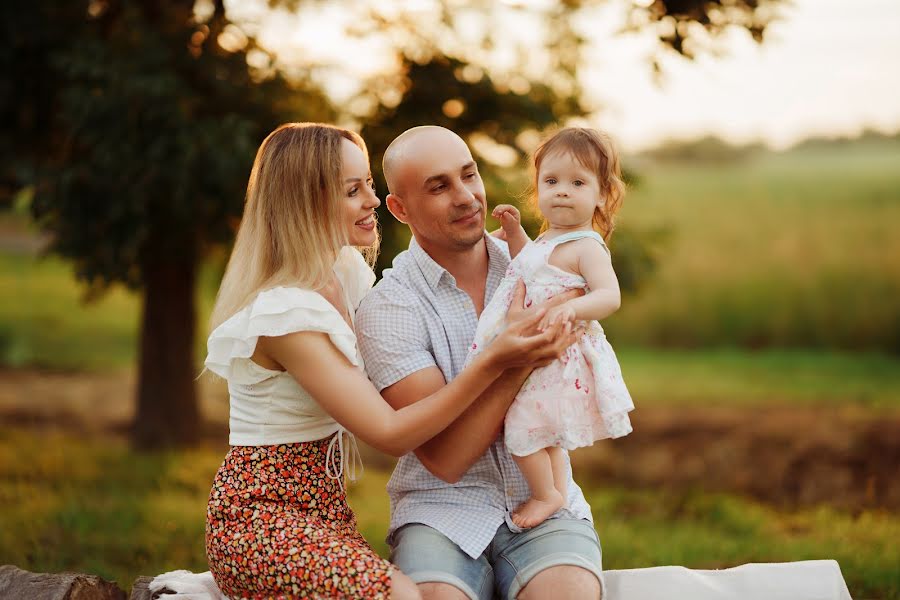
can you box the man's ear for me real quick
[386,193,409,224]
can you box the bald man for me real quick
[356,127,605,600]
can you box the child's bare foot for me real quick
[511,489,565,529]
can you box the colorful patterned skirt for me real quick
[206,437,393,599]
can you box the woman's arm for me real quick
[381,365,531,482]
[377,281,583,482]
[259,308,569,457]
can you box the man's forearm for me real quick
[416,366,531,482]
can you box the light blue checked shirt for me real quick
[356,234,593,559]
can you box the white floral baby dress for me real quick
[468,230,634,456]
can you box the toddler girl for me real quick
[468,127,634,528]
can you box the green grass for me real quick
[1,428,896,598]
[618,347,900,409]
[2,250,899,409]
[3,141,899,371]
[0,251,217,371]
[592,488,899,600]
[0,252,140,370]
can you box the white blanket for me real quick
[151,560,852,599]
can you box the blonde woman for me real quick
[203,123,576,599]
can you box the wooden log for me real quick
[129,576,177,600]
[0,565,126,600]
[128,577,152,600]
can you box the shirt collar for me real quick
[409,233,509,291]
[409,236,447,290]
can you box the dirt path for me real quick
[570,405,900,512]
[0,367,229,434]
[3,368,898,511]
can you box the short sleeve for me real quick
[205,286,359,381]
[334,246,376,310]
[356,286,438,392]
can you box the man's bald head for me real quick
[382,126,468,196]
[380,125,486,251]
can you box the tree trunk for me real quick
[132,255,200,448]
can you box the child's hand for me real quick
[540,303,576,331]
[493,203,521,224]
[492,204,521,238]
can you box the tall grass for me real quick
[604,142,900,351]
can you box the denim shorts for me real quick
[390,518,604,600]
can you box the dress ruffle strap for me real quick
[325,427,364,489]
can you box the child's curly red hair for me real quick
[533,127,625,241]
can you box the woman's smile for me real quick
[355,213,376,231]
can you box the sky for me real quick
[588,0,900,150]
[231,0,900,152]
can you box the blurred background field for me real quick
[3,0,900,598]
[6,137,900,372]
[3,136,899,597]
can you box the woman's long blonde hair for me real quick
[533,127,625,241]
[210,123,377,331]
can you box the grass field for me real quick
[3,140,899,597]
[4,139,899,366]
[1,428,896,598]
[604,141,900,351]
[4,250,900,409]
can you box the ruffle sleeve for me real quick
[205,286,359,381]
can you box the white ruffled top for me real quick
[205,247,375,481]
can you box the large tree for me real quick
[4,0,333,447]
[3,0,781,448]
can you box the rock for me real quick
[0,565,126,600]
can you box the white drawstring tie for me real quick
[325,427,363,489]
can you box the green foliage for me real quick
[639,136,768,164]
[12,2,326,289]
[7,0,788,293]
[0,0,789,445]
[625,0,782,60]
[1,428,896,598]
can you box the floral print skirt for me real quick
[206,437,393,599]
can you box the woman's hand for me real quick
[486,309,573,370]
[485,280,581,369]
[539,303,576,331]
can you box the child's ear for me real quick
[386,193,409,224]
